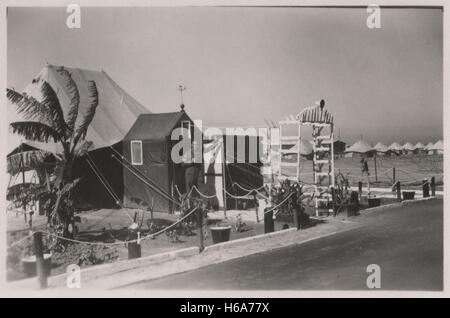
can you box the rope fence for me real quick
[7,206,199,250]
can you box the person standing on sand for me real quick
[361,157,371,195]
[361,158,370,176]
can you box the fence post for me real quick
[264,208,275,234]
[331,186,336,216]
[33,232,48,289]
[393,167,396,183]
[422,178,430,198]
[198,208,204,252]
[293,208,300,230]
[396,181,402,201]
[430,176,436,196]
[253,194,260,223]
[358,181,363,200]
[127,225,141,259]
[374,154,378,182]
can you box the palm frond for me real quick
[40,81,67,136]
[72,80,99,148]
[74,140,93,158]
[10,121,62,143]
[60,177,84,197]
[7,150,50,175]
[7,182,47,202]
[7,89,55,125]
[56,67,80,134]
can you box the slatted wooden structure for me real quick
[279,100,335,216]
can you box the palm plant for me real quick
[7,66,99,237]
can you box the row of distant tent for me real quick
[284,139,443,156]
[346,139,443,155]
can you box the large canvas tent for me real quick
[14,64,149,150]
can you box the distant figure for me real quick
[361,158,370,176]
[360,157,371,196]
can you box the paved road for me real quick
[129,200,443,290]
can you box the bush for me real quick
[52,243,119,267]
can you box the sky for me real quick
[7,6,443,145]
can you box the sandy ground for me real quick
[277,154,443,188]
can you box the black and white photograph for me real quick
[0,1,447,298]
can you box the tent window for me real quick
[181,121,192,139]
[131,141,143,165]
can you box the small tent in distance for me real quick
[284,139,314,160]
[402,142,416,155]
[414,142,425,154]
[374,142,389,156]
[344,140,375,158]
[388,142,403,155]
[428,140,443,155]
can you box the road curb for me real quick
[360,196,440,215]
[8,246,200,290]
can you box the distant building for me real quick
[333,140,346,157]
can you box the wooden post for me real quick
[422,179,430,198]
[292,193,300,230]
[396,181,402,201]
[374,154,378,182]
[331,186,336,216]
[253,194,260,223]
[198,208,204,252]
[431,176,436,196]
[232,183,238,210]
[150,198,154,220]
[33,232,48,289]
[264,208,275,233]
[393,167,396,183]
[127,228,141,259]
[358,181,363,200]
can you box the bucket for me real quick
[402,191,415,200]
[210,226,231,244]
[368,197,381,207]
[22,253,52,278]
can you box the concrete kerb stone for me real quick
[75,246,200,282]
[360,195,440,215]
[204,228,297,254]
[200,228,298,263]
[8,246,200,289]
